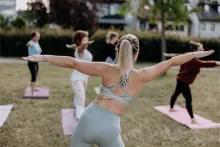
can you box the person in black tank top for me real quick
[105,31,119,64]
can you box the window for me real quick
[201,23,206,31]
[204,4,210,12]
[148,24,158,32]
[166,24,174,31]
[218,6,220,13]
[96,3,109,17]
[96,3,122,17]
[176,25,185,32]
[110,4,121,15]
[211,23,215,31]
[140,21,146,31]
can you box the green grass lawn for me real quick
[0,63,219,147]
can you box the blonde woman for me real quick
[23,34,213,147]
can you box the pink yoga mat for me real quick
[61,109,77,135]
[0,104,13,128]
[154,105,220,129]
[23,87,49,99]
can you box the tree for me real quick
[0,14,10,29]
[119,0,188,61]
[25,0,48,28]
[11,17,27,29]
[50,0,97,32]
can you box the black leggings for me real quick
[170,79,194,119]
[28,61,39,82]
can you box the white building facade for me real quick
[0,0,17,19]
[187,0,220,38]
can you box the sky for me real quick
[16,0,48,10]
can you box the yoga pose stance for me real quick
[164,41,220,124]
[26,32,42,95]
[23,35,213,147]
[105,31,119,63]
[66,30,93,120]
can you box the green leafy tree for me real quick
[25,0,48,28]
[119,0,188,61]
[50,0,97,32]
[0,14,10,29]
[11,17,27,29]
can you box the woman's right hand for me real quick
[66,44,77,50]
[194,50,214,58]
[79,40,94,49]
[22,55,45,62]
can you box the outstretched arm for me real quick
[139,50,214,83]
[66,44,77,50]
[22,55,111,77]
[197,59,220,68]
[164,53,181,57]
[26,41,33,47]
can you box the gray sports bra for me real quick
[99,71,135,105]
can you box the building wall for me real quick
[0,0,17,19]
[187,0,220,38]
[199,21,220,38]
[185,2,200,37]
[125,0,140,30]
[157,21,189,37]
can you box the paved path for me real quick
[0,58,48,64]
[0,58,26,63]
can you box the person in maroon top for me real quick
[164,41,220,124]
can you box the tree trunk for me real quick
[161,0,166,61]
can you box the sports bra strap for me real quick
[109,76,125,90]
[109,70,133,97]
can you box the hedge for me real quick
[0,29,220,62]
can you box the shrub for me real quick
[0,15,10,29]
[11,17,27,29]
[0,29,219,62]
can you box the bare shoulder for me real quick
[131,68,146,80]
[103,63,119,77]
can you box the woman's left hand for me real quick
[22,55,45,62]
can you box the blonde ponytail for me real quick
[116,39,133,75]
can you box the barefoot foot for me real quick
[32,92,36,96]
[169,108,176,112]
[191,118,199,124]
[34,88,39,92]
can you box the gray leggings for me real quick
[71,103,125,147]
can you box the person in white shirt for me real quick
[66,30,93,120]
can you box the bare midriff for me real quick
[94,94,128,116]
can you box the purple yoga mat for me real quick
[23,87,49,99]
[154,105,220,129]
[0,104,13,128]
[61,109,78,135]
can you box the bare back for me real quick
[94,65,146,115]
